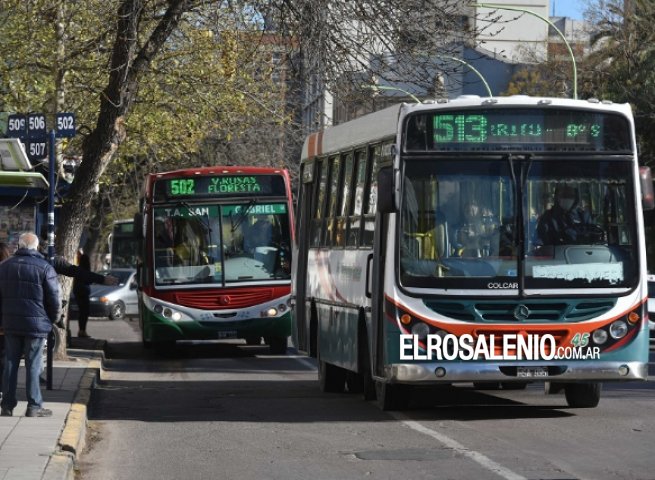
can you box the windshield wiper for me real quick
[231,198,258,233]
[178,201,212,233]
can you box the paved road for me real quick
[77,318,655,480]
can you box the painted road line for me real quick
[391,412,527,480]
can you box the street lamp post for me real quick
[362,84,422,104]
[441,55,493,97]
[474,2,578,99]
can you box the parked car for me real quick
[69,268,138,320]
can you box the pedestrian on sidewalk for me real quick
[0,242,11,399]
[0,232,60,417]
[73,250,92,338]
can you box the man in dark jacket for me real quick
[0,232,60,417]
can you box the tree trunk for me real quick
[53,0,193,358]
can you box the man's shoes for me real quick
[0,408,12,417]
[25,407,52,418]
[78,330,90,338]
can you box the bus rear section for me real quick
[294,97,653,411]
[137,167,294,354]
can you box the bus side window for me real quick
[324,156,341,246]
[310,159,328,247]
[361,145,381,247]
[347,150,367,247]
[334,153,353,247]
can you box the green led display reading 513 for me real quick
[434,114,488,143]
[433,114,603,144]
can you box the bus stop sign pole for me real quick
[46,129,56,391]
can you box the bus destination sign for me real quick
[405,108,632,152]
[156,174,287,200]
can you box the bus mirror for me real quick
[133,212,144,238]
[640,166,654,210]
[377,166,395,213]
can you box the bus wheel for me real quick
[245,336,261,346]
[154,341,176,357]
[501,382,528,390]
[564,382,601,408]
[345,372,364,394]
[473,382,502,390]
[319,360,346,393]
[266,336,288,355]
[375,382,410,411]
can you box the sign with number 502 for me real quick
[55,113,76,138]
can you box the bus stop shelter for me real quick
[0,138,49,247]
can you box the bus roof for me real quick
[301,103,403,161]
[301,95,634,162]
[148,166,288,180]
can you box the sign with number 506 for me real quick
[56,113,76,137]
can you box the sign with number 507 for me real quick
[55,113,76,138]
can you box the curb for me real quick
[42,345,106,480]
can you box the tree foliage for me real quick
[581,0,655,166]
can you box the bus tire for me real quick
[473,382,502,390]
[564,382,601,408]
[267,336,288,355]
[345,372,364,394]
[375,382,410,411]
[154,341,176,357]
[319,359,346,393]
[245,336,261,346]
[501,382,528,390]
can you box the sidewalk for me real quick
[0,317,132,480]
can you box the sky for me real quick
[551,0,586,19]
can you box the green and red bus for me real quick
[136,166,294,354]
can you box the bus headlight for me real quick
[411,322,430,340]
[592,329,608,345]
[261,307,278,317]
[609,320,628,339]
[154,304,163,314]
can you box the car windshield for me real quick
[105,270,133,284]
[152,202,291,286]
[399,158,638,292]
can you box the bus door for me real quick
[369,165,393,378]
[294,160,318,356]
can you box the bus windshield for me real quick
[399,158,638,291]
[153,202,291,286]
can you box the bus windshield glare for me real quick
[400,159,638,291]
[153,202,291,286]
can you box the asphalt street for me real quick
[76,317,655,480]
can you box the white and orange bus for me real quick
[292,95,654,409]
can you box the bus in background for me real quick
[136,166,294,354]
[109,219,139,268]
[292,96,654,410]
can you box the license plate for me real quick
[217,330,237,339]
[516,366,548,378]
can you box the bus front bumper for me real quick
[385,361,648,384]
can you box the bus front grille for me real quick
[424,299,615,323]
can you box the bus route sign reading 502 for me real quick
[159,174,287,199]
